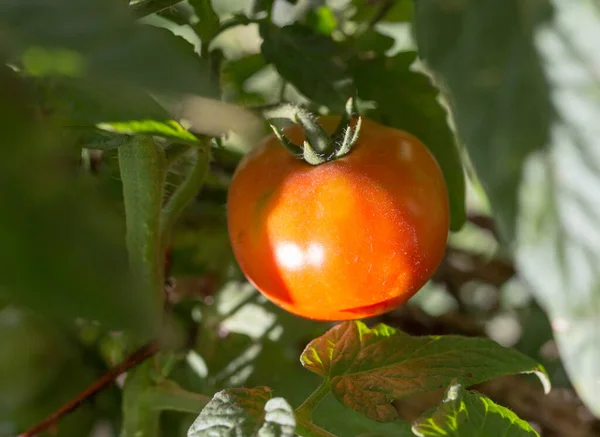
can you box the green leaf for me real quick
[515,0,600,417]
[0,67,158,335]
[221,54,268,105]
[354,30,395,54]
[412,384,540,437]
[306,6,338,35]
[98,120,201,144]
[260,22,352,109]
[351,0,413,24]
[413,0,552,241]
[301,321,550,423]
[41,78,171,125]
[121,361,160,437]
[190,0,221,43]
[187,387,296,437]
[352,52,466,231]
[1,0,218,96]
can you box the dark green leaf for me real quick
[190,0,221,42]
[354,29,395,54]
[352,0,413,24]
[187,387,295,437]
[412,384,540,437]
[515,0,600,417]
[41,79,170,125]
[413,0,552,240]
[1,0,218,97]
[260,22,352,109]
[221,54,268,105]
[0,67,158,335]
[352,52,466,230]
[301,321,550,422]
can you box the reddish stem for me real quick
[18,342,158,437]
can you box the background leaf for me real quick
[1,0,217,97]
[412,384,540,437]
[260,22,352,109]
[301,321,549,422]
[189,0,221,43]
[413,0,552,241]
[352,52,466,230]
[187,387,295,437]
[515,0,600,417]
[0,67,158,336]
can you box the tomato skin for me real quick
[227,117,449,321]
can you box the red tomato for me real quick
[227,117,449,321]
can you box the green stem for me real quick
[145,381,210,414]
[212,15,257,39]
[165,143,191,167]
[160,143,210,248]
[130,0,183,19]
[119,137,167,321]
[295,418,337,437]
[295,379,331,420]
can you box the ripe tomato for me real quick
[227,116,449,321]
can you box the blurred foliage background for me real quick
[1,0,599,436]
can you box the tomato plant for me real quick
[2,0,599,437]
[227,115,449,320]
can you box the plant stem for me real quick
[130,0,182,19]
[295,418,337,437]
[295,379,331,420]
[145,381,210,413]
[160,143,210,248]
[119,137,167,321]
[18,343,157,437]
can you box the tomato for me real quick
[227,116,449,321]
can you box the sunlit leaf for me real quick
[301,321,550,422]
[187,387,295,437]
[98,120,201,144]
[412,384,540,437]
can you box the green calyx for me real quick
[263,98,362,165]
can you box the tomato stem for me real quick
[160,142,211,249]
[119,137,167,325]
[263,97,362,165]
[294,379,331,420]
[295,418,337,437]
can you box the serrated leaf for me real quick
[260,22,352,109]
[413,0,552,241]
[516,0,600,417]
[301,321,550,422]
[187,387,295,437]
[412,384,540,437]
[190,0,221,42]
[98,120,201,144]
[352,52,466,230]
